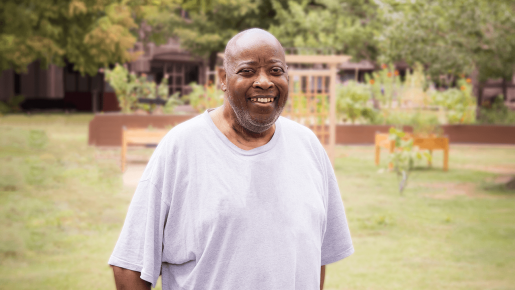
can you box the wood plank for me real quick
[287,70,332,77]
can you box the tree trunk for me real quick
[502,77,508,101]
[471,67,483,119]
[476,81,484,120]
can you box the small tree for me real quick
[104,64,137,114]
[388,127,431,195]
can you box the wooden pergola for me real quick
[284,55,350,167]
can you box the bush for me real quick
[429,78,476,124]
[0,95,25,115]
[183,82,224,113]
[478,95,515,124]
[364,64,402,112]
[336,81,378,124]
[104,65,183,114]
[104,64,138,113]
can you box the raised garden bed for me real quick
[441,125,515,144]
[88,113,197,147]
[88,114,515,147]
[375,133,449,170]
[336,124,515,145]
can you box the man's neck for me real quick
[209,105,276,151]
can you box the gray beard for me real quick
[226,92,285,134]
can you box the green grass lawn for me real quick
[1,114,514,290]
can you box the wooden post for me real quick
[121,127,127,172]
[428,149,433,167]
[329,63,337,167]
[375,134,380,166]
[443,138,449,171]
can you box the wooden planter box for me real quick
[375,133,450,171]
[88,113,198,147]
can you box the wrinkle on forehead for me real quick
[224,29,285,71]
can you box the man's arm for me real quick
[320,265,325,290]
[112,266,151,290]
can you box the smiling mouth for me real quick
[249,96,277,103]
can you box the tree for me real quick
[379,0,515,103]
[0,0,150,75]
[145,0,281,70]
[268,0,383,62]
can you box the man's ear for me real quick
[219,68,227,92]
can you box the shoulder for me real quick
[139,114,209,182]
[278,116,328,167]
[278,116,325,152]
[159,113,209,148]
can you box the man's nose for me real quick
[252,70,274,90]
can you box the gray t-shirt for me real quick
[108,108,354,289]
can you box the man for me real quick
[109,28,353,290]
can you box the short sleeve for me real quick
[108,179,170,288]
[320,151,354,265]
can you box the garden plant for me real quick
[0,95,25,115]
[104,65,183,114]
[478,95,515,125]
[386,127,432,195]
[336,81,376,124]
[183,82,224,113]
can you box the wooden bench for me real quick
[121,127,169,172]
[375,133,449,171]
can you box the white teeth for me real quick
[251,97,274,103]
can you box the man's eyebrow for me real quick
[235,59,285,66]
[236,61,258,66]
[268,59,284,64]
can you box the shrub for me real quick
[105,66,183,114]
[364,64,403,113]
[478,95,515,124]
[183,82,224,113]
[336,81,378,124]
[429,78,476,124]
[104,64,138,114]
[0,95,25,115]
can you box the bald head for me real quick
[223,28,285,71]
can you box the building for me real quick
[0,38,208,112]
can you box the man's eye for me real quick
[239,69,253,74]
[271,68,284,74]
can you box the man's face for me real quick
[223,35,289,134]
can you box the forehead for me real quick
[227,33,285,65]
